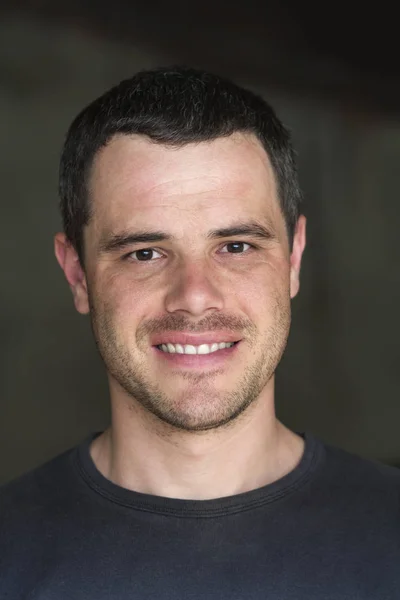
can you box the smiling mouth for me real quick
[155,341,240,355]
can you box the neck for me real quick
[90,378,304,500]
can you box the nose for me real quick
[164,259,225,317]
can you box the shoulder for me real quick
[0,444,91,591]
[0,445,81,531]
[323,441,400,484]
[314,439,400,513]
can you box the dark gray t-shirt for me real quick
[1,432,400,599]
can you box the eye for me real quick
[127,248,163,261]
[220,242,252,254]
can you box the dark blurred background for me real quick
[1,1,400,484]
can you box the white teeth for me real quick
[184,345,197,354]
[197,344,210,355]
[158,342,236,354]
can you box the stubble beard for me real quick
[88,295,291,433]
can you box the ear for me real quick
[54,233,90,314]
[289,215,306,299]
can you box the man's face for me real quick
[67,133,305,431]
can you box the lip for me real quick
[150,332,242,347]
[152,340,241,368]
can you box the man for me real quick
[1,66,399,599]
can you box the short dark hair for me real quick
[59,66,302,264]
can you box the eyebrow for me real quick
[99,221,275,253]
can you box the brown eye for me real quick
[129,248,162,261]
[221,242,251,254]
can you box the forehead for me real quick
[88,133,280,231]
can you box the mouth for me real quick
[155,341,240,355]
[152,340,241,369]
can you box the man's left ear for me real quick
[290,215,306,299]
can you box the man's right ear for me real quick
[54,233,90,314]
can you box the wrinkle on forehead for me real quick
[137,175,237,201]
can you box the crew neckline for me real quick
[73,431,325,518]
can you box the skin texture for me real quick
[55,132,306,499]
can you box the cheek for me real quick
[93,270,161,332]
[235,259,291,320]
[240,256,290,297]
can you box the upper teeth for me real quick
[159,342,235,355]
